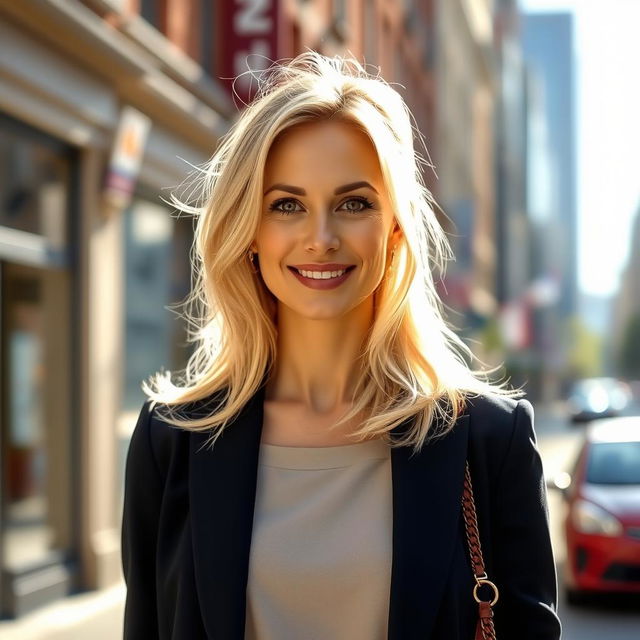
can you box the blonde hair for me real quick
[144,51,521,453]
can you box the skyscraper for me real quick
[522,12,578,319]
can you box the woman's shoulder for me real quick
[132,390,226,472]
[463,391,532,418]
[461,392,535,443]
[460,393,541,486]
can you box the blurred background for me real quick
[0,0,638,637]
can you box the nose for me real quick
[304,212,339,254]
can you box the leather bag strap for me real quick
[462,461,499,640]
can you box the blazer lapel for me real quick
[387,411,470,640]
[189,384,266,639]
[189,386,469,640]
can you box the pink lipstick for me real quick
[287,265,356,290]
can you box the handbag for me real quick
[462,461,499,640]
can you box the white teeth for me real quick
[297,268,347,279]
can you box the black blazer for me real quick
[121,387,562,639]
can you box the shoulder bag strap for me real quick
[462,461,499,640]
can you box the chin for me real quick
[286,304,351,321]
[281,293,376,322]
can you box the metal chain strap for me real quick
[461,461,499,640]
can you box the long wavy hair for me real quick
[143,51,521,452]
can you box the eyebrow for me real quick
[263,181,379,196]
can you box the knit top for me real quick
[244,437,393,640]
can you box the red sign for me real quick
[217,0,280,105]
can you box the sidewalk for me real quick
[0,583,125,640]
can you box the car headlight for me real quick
[571,499,623,536]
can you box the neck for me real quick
[267,299,374,413]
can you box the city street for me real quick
[2,0,639,632]
[535,403,640,639]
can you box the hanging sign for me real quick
[103,106,151,210]
[217,0,280,105]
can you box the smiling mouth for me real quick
[288,266,356,280]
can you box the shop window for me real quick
[0,126,70,265]
[0,113,76,617]
[335,0,346,20]
[363,0,377,67]
[2,266,73,578]
[200,0,216,76]
[140,0,166,31]
[122,197,192,411]
[118,196,191,520]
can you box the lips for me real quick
[289,263,355,271]
[287,265,356,290]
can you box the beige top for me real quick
[244,438,393,640]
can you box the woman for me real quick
[121,52,561,639]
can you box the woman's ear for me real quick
[390,220,403,246]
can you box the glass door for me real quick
[1,263,73,569]
[0,112,76,617]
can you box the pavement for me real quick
[0,583,125,640]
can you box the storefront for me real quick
[0,113,79,617]
[0,2,231,618]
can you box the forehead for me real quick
[263,119,383,185]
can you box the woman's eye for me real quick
[268,196,375,215]
[268,198,302,214]
[340,197,374,212]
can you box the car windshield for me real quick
[586,441,640,485]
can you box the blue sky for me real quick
[520,0,640,297]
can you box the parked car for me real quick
[558,416,640,604]
[567,377,632,423]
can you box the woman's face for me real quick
[253,119,400,321]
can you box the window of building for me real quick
[200,0,215,76]
[140,0,165,31]
[0,113,77,617]
[0,123,70,265]
[363,0,377,66]
[121,197,192,412]
[117,194,193,518]
[333,0,347,33]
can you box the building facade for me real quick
[433,0,500,358]
[521,11,578,399]
[610,207,640,377]
[0,0,233,619]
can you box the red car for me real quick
[561,416,640,604]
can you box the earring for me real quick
[248,250,259,273]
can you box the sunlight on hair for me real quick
[142,51,522,453]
